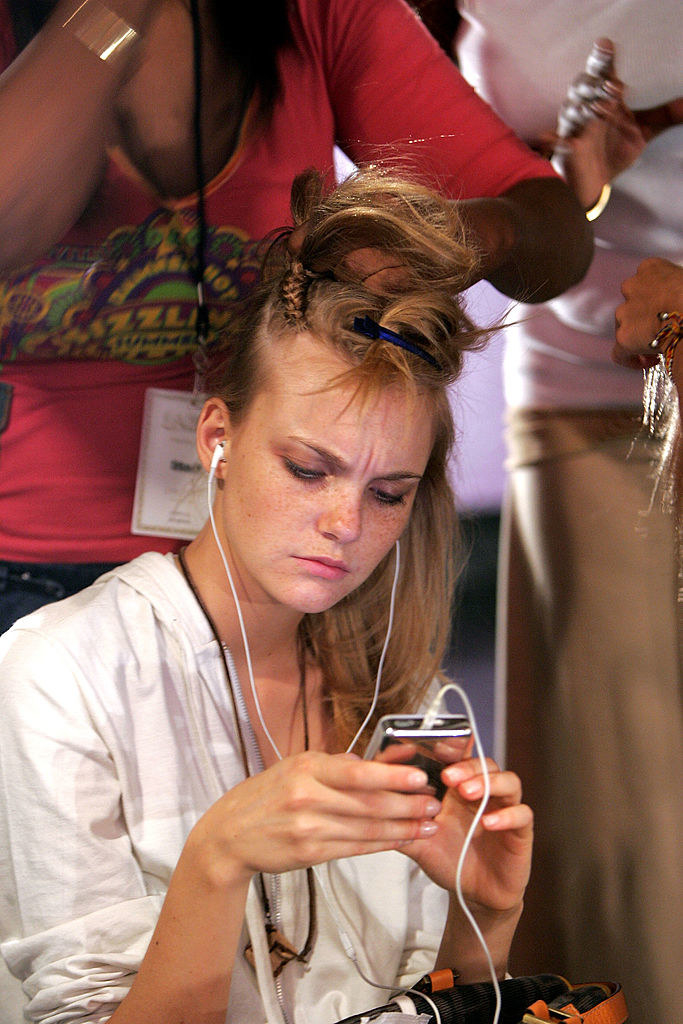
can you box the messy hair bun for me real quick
[265,166,483,385]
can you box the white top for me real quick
[0,553,447,1024]
[456,0,683,410]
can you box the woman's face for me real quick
[213,333,436,615]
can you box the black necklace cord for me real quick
[176,547,317,966]
[189,0,210,391]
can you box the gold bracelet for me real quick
[62,0,139,63]
[585,182,611,222]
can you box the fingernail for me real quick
[407,770,429,788]
[418,820,438,837]
[425,800,441,817]
[462,780,481,796]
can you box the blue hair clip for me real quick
[352,316,442,371]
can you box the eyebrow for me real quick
[289,438,424,481]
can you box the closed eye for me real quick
[285,457,413,506]
[284,458,325,482]
[372,487,407,506]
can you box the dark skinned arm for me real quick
[459,176,594,303]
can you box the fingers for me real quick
[304,753,444,832]
[440,754,499,788]
[614,301,660,354]
[315,779,443,827]
[203,751,533,883]
[248,752,445,852]
[319,750,434,794]
[338,246,411,294]
[613,258,683,358]
[286,222,307,254]
[445,760,521,805]
[439,757,532,831]
[209,770,444,877]
[611,341,654,370]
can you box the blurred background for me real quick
[445,280,510,755]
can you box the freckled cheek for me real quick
[235,483,313,547]
[235,464,292,523]
[362,507,413,562]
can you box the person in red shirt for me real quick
[0,0,592,633]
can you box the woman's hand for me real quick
[613,257,683,369]
[398,757,532,981]
[542,39,648,209]
[187,751,443,885]
[552,93,647,210]
[400,756,533,913]
[549,82,647,210]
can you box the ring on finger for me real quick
[650,311,677,349]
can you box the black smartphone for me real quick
[364,713,472,799]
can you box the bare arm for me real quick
[0,0,157,272]
[459,176,594,303]
[308,176,593,305]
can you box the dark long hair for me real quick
[211,2,292,117]
[7,0,54,51]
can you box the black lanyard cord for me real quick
[189,0,210,378]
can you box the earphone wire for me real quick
[421,681,502,1024]
[346,538,400,753]
[314,682,501,1020]
[207,454,400,762]
[208,453,501,1017]
[208,452,284,760]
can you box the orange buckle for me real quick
[523,1001,579,1023]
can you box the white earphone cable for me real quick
[207,450,399,760]
[421,682,502,1024]
[208,449,284,759]
[346,538,400,753]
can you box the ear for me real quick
[196,397,231,477]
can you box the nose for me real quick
[317,488,362,543]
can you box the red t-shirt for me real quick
[0,0,555,562]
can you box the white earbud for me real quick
[209,440,225,474]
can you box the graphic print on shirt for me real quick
[0,210,262,364]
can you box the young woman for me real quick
[0,168,533,1024]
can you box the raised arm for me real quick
[459,177,593,303]
[0,0,157,272]
[324,0,594,305]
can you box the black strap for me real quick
[0,381,13,434]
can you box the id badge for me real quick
[131,388,207,540]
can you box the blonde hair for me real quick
[204,165,488,750]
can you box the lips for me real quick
[294,555,350,580]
